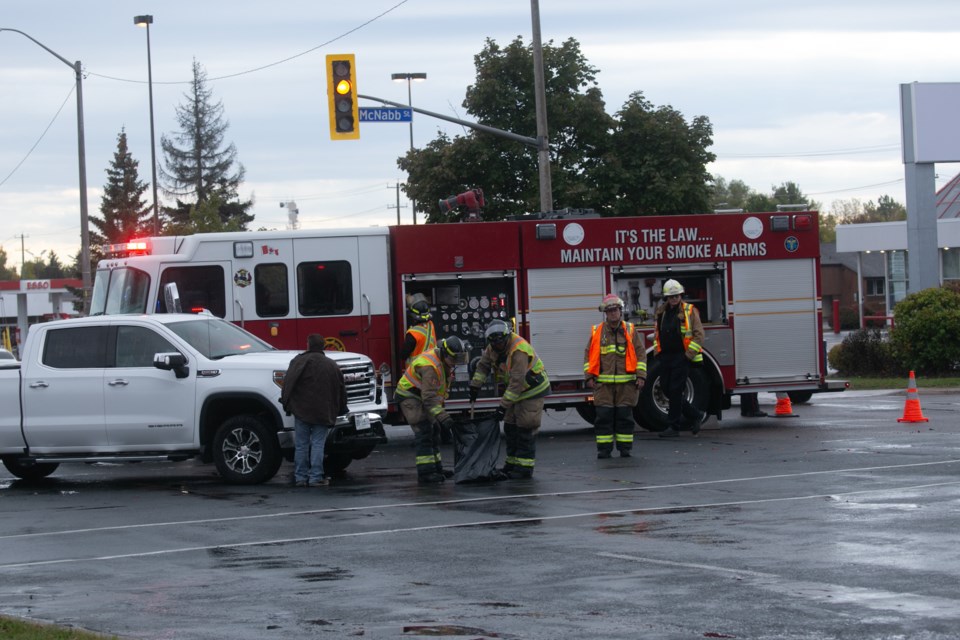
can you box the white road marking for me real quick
[1,479,959,570]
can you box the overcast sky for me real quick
[3,0,960,266]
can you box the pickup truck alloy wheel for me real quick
[213,416,282,484]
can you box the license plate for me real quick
[354,413,370,431]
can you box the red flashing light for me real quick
[793,214,812,231]
[104,239,150,257]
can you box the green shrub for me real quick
[890,287,960,375]
[830,328,903,377]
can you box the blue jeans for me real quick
[294,417,330,483]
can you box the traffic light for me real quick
[326,54,359,140]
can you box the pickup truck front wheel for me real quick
[2,457,59,482]
[213,416,283,485]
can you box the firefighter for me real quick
[584,294,647,458]
[469,320,550,479]
[395,336,467,484]
[399,294,437,367]
[653,279,707,437]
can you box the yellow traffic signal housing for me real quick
[326,54,359,140]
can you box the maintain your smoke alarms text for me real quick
[559,225,768,264]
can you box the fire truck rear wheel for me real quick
[637,360,709,432]
[212,416,283,485]
[575,403,596,425]
[787,390,813,405]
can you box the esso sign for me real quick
[21,280,50,291]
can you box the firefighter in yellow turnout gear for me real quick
[654,279,707,437]
[469,320,550,479]
[584,294,647,458]
[396,337,467,484]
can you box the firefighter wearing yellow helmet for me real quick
[653,279,707,437]
[583,293,647,458]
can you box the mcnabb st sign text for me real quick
[358,107,412,123]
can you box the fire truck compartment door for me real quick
[731,259,820,382]
[526,266,605,378]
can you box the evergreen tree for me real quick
[91,129,151,258]
[160,59,253,231]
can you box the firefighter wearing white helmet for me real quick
[653,279,707,437]
[396,336,467,484]
[469,319,549,479]
[583,293,647,458]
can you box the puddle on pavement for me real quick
[403,624,502,637]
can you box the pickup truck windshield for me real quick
[166,318,276,359]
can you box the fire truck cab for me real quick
[93,210,843,432]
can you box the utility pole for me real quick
[387,183,407,225]
[16,234,28,274]
[530,0,553,213]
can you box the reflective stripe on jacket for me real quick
[471,334,549,406]
[584,321,646,384]
[654,302,703,363]
[396,349,449,419]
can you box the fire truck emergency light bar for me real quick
[104,240,149,256]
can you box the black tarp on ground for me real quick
[452,413,501,483]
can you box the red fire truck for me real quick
[93,210,844,430]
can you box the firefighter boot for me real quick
[594,406,615,458]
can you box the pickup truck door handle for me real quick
[28,381,49,389]
[107,379,130,386]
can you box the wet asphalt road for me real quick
[1,389,959,640]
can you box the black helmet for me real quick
[440,336,466,359]
[484,320,511,348]
[408,300,431,323]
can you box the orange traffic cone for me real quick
[897,371,929,423]
[773,392,798,417]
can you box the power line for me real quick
[86,0,410,85]
[718,143,900,159]
[0,83,75,188]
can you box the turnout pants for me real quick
[594,405,635,454]
[502,397,544,476]
[659,352,701,430]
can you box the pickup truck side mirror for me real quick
[153,352,190,379]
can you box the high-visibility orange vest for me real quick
[586,321,638,381]
[654,303,702,362]
[405,320,436,362]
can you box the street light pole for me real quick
[134,15,160,236]
[391,72,426,224]
[0,28,91,313]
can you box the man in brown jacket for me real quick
[584,294,647,458]
[280,334,347,487]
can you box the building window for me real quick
[887,250,908,310]
[942,248,960,282]
[865,277,885,296]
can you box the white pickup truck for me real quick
[0,313,386,484]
